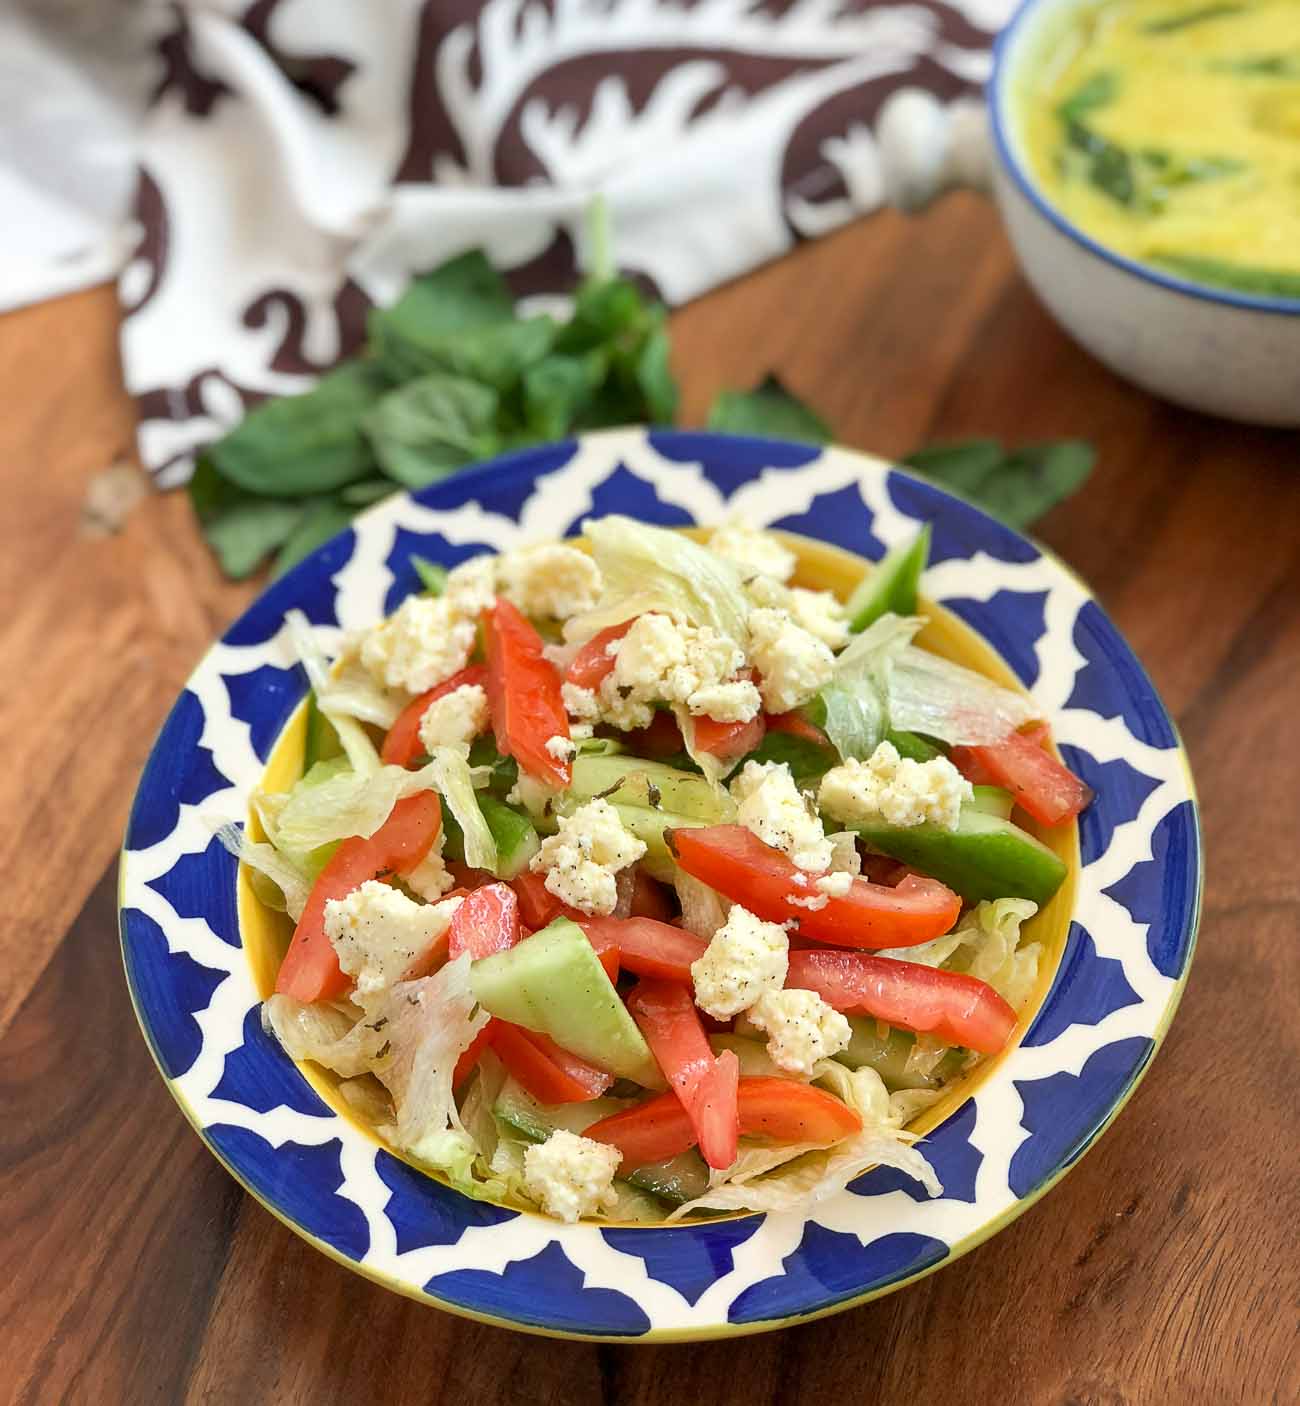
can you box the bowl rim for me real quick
[988,0,1300,318]
[117,427,1204,1340]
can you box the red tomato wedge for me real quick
[628,870,674,922]
[275,793,442,1002]
[483,597,571,788]
[380,664,489,766]
[490,1020,614,1102]
[667,825,961,949]
[627,980,739,1168]
[447,882,522,960]
[564,619,635,691]
[951,727,1093,827]
[622,711,686,759]
[585,1077,863,1168]
[787,949,1017,1054]
[765,710,829,746]
[510,871,584,930]
[453,1020,496,1089]
[691,710,765,762]
[577,917,708,984]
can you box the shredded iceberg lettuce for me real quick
[214,822,311,921]
[284,609,382,775]
[888,645,1040,746]
[820,613,921,761]
[665,1061,941,1219]
[426,745,498,871]
[568,515,751,646]
[945,897,1043,1011]
[262,993,390,1077]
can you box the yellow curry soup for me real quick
[1017,0,1300,299]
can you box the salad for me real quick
[229,515,1092,1224]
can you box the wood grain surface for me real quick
[1,194,1296,1406]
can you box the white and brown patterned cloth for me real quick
[51,0,1015,482]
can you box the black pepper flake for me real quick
[593,782,622,800]
[646,782,662,809]
[376,1040,392,1059]
[368,1016,389,1032]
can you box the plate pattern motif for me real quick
[120,429,1200,1340]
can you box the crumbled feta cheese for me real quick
[690,905,789,1019]
[522,1129,620,1222]
[506,773,558,818]
[570,722,594,741]
[786,892,829,911]
[545,733,577,763]
[730,760,832,872]
[359,595,477,694]
[417,683,489,756]
[561,681,602,723]
[815,870,854,898]
[746,575,849,650]
[443,554,499,618]
[404,844,456,901]
[324,881,462,1001]
[686,678,762,724]
[747,988,852,1076]
[590,612,750,730]
[747,607,835,714]
[529,798,647,914]
[499,544,602,621]
[707,520,797,583]
[826,831,862,876]
[819,740,973,831]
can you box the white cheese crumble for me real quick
[561,681,602,722]
[685,678,763,723]
[599,612,750,726]
[707,520,797,583]
[359,595,477,694]
[815,870,854,898]
[746,574,849,650]
[826,830,862,876]
[786,892,829,911]
[324,881,462,1001]
[443,554,499,619]
[404,844,457,901]
[499,543,602,621]
[545,733,577,763]
[417,683,489,756]
[529,798,647,915]
[819,740,973,831]
[730,760,832,872]
[522,1129,621,1222]
[746,988,852,1076]
[690,905,790,1019]
[747,607,835,714]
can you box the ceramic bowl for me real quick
[988,0,1300,426]
[119,428,1201,1340]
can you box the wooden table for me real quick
[2,194,1296,1405]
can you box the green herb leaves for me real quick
[363,373,501,488]
[706,375,831,443]
[902,440,1096,529]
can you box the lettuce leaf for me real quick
[262,994,390,1077]
[569,515,750,646]
[888,646,1040,746]
[285,609,382,775]
[427,745,498,871]
[945,897,1043,1011]
[214,822,312,920]
[820,613,921,761]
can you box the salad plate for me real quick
[119,427,1201,1340]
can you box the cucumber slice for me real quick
[844,523,931,633]
[471,918,664,1087]
[568,755,733,822]
[849,805,1067,906]
[887,729,943,763]
[838,1017,964,1090]
[708,1033,793,1078]
[625,1149,711,1205]
[968,785,1014,819]
[302,691,343,774]
[479,795,539,879]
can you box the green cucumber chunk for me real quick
[968,784,1014,819]
[470,917,664,1087]
[837,1017,965,1090]
[440,794,538,879]
[302,691,343,775]
[567,754,732,822]
[847,805,1066,906]
[544,797,708,883]
[623,1149,710,1205]
[844,523,931,633]
[887,729,944,763]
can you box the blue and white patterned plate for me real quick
[119,429,1201,1340]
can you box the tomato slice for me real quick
[510,870,584,930]
[585,1076,863,1168]
[622,711,686,758]
[483,598,571,788]
[489,1020,613,1102]
[564,620,635,691]
[691,710,765,762]
[275,793,442,1002]
[764,710,829,746]
[668,825,961,949]
[787,949,1017,1053]
[951,726,1092,827]
[627,980,739,1168]
[453,1019,496,1089]
[628,869,674,922]
[447,882,522,960]
[380,664,490,767]
[577,916,708,984]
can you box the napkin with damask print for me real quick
[121,0,1012,485]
